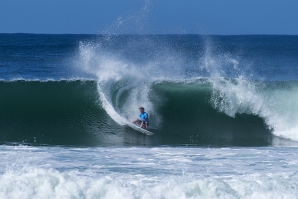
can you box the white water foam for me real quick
[1,146,298,199]
[194,37,298,141]
[2,170,298,199]
[202,48,298,141]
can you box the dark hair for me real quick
[139,107,144,110]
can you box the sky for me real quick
[0,0,297,35]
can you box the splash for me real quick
[76,35,298,141]
[76,38,168,127]
[102,0,153,34]
[202,43,298,141]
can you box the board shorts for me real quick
[140,120,149,126]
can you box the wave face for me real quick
[0,80,109,146]
[1,34,298,146]
[75,35,298,146]
[1,79,297,146]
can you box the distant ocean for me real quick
[0,34,298,198]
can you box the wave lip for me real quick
[209,78,298,142]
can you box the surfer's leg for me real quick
[140,121,144,128]
[144,121,148,128]
[132,119,140,124]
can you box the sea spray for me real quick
[76,36,186,128]
[75,34,298,143]
[1,34,297,145]
[206,67,298,141]
[2,33,298,199]
[199,39,298,141]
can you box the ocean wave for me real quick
[1,34,298,146]
[0,79,297,146]
[75,36,298,145]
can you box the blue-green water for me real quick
[0,34,298,198]
[1,34,298,146]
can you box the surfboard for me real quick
[124,123,154,135]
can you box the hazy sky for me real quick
[0,0,297,35]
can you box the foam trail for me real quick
[77,41,160,127]
[97,86,127,125]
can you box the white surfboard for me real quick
[97,88,153,135]
[124,123,154,135]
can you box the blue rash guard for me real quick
[139,112,149,124]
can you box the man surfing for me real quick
[132,107,149,129]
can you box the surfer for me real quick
[132,107,149,129]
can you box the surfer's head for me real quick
[139,107,145,112]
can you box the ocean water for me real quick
[0,34,298,198]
